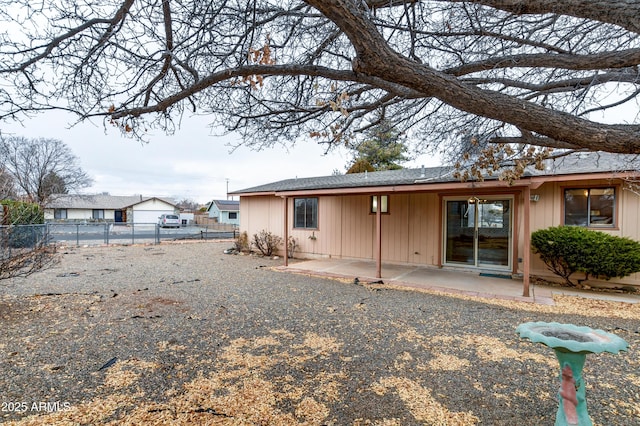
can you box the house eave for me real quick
[529,170,638,188]
[235,170,637,198]
[122,197,178,209]
[235,191,278,197]
[273,180,531,197]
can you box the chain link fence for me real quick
[0,224,50,249]
[1,223,238,248]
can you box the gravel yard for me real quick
[1,241,639,425]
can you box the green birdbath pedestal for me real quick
[516,322,628,426]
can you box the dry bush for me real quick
[234,231,251,253]
[252,230,283,257]
[1,231,58,281]
[287,236,297,259]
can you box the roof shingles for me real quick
[45,195,176,209]
[231,152,639,195]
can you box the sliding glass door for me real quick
[444,197,512,269]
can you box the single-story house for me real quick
[206,199,240,225]
[44,194,178,224]
[231,152,640,296]
[179,212,195,226]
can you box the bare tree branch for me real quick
[447,49,640,76]
[0,0,639,168]
[449,0,640,33]
[0,136,92,204]
[0,202,58,281]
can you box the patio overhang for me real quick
[231,170,637,198]
[278,184,534,297]
[269,170,636,299]
[272,179,531,198]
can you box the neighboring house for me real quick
[44,194,178,224]
[179,212,195,226]
[206,199,240,225]
[231,152,640,294]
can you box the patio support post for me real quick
[283,196,288,267]
[376,194,382,279]
[523,186,531,297]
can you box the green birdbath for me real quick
[516,322,628,426]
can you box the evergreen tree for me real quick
[346,121,408,174]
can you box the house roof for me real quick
[231,152,640,195]
[45,194,177,209]
[208,199,240,212]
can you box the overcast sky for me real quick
[1,111,439,205]
[3,95,631,206]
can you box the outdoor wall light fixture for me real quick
[371,195,389,213]
[468,197,488,204]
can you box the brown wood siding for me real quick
[527,179,640,284]
[621,186,640,238]
[340,195,374,259]
[239,196,284,237]
[289,195,344,257]
[620,186,640,283]
[289,193,441,265]
[406,193,440,265]
[319,196,343,257]
[240,178,640,285]
[380,194,409,262]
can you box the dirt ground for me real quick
[1,242,638,425]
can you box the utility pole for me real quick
[226,178,230,200]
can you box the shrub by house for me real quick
[531,226,640,287]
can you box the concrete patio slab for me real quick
[282,258,640,305]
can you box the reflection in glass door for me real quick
[445,198,511,268]
[445,200,475,265]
